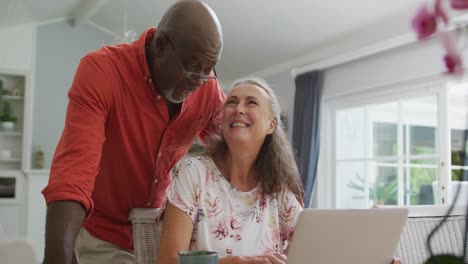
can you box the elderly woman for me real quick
[158,77,303,264]
[157,78,401,264]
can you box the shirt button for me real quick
[154,179,159,184]
[146,202,151,206]
[157,95,161,100]
[158,152,162,157]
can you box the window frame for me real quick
[316,78,458,208]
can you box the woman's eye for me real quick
[226,100,236,105]
[248,101,258,105]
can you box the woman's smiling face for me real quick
[222,83,276,146]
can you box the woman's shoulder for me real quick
[178,155,214,168]
[174,156,217,178]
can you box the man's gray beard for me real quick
[164,88,185,104]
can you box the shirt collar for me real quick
[137,27,156,81]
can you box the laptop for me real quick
[287,208,408,264]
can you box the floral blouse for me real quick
[167,156,303,257]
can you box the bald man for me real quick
[42,1,224,263]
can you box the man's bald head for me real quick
[157,0,223,55]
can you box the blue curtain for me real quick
[292,71,323,207]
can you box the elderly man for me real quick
[42,1,224,263]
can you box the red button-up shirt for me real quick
[42,28,225,250]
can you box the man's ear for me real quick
[267,118,277,135]
[154,35,169,57]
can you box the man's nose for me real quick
[188,77,204,87]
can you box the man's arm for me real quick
[43,201,86,264]
[42,56,113,264]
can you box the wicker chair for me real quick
[129,208,163,264]
[394,205,466,264]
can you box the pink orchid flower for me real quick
[444,53,463,74]
[440,32,464,75]
[435,0,449,24]
[411,5,438,39]
[451,0,468,9]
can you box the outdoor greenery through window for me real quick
[334,83,468,208]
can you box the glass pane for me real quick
[373,122,397,157]
[451,168,468,181]
[337,161,366,208]
[403,159,437,205]
[336,107,365,159]
[449,84,468,181]
[451,129,467,165]
[408,125,436,155]
[369,102,398,158]
[401,95,438,156]
[370,161,398,206]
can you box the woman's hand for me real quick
[391,257,402,264]
[220,253,287,264]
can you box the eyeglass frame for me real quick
[165,36,217,83]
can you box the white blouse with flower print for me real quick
[167,156,303,258]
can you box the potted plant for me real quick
[0,101,16,132]
[347,173,398,206]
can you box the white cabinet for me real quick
[25,170,49,262]
[0,71,31,171]
[0,202,25,238]
[0,168,27,242]
[0,70,33,244]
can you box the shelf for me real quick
[0,158,21,163]
[0,200,24,205]
[0,131,22,136]
[1,95,24,101]
[24,170,50,177]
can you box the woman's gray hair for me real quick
[205,77,304,203]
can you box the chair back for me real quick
[394,205,466,264]
[129,208,163,264]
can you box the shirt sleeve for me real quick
[167,157,204,225]
[279,189,304,248]
[42,56,114,215]
[199,80,225,143]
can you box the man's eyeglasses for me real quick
[166,37,217,83]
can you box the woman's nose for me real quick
[235,104,245,115]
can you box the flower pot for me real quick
[1,121,15,132]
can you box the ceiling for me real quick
[1,0,428,83]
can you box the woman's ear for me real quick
[267,118,277,135]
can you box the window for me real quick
[323,81,468,208]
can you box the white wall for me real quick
[324,38,450,98]
[0,24,35,71]
[264,71,296,140]
[33,20,114,168]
